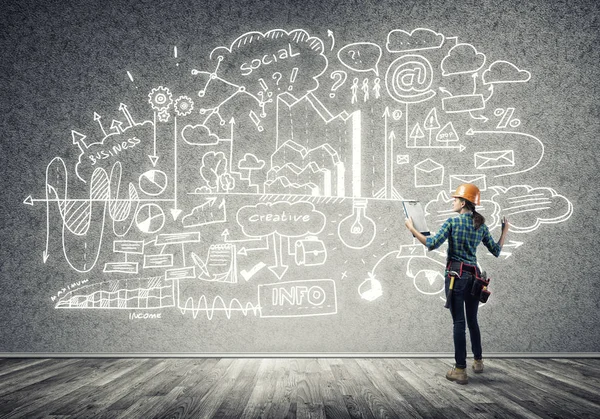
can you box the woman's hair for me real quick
[462,199,485,230]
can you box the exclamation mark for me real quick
[288,67,298,91]
[126,71,137,89]
[249,110,264,132]
[174,46,179,66]
[259,78,269,91]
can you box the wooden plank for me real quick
[146,359,212,397]
[0,358,118,409]
[567,358,600,375]
[415,358,493,417]
[343,358,409,419]
[0,359,138,419]
[165,358,249,418]
[552,358,600,379]
[395,363,467,419]
[372,358,440,419]
[507,360,600,414]
[0,358,82,396]
[295,358,326,419]
[501,358,600,414]
[435,358,544,419]
[104,358,193,411]
[0,358,52,378]
[329,359,377,419]
[146,358,234,419]
[48,358,166,417]
[91,357,153,387]
[144,358,222,419]
[115,386,187,419]
[239,358,279,418]
[355,358,427,418]
[317,358,355,419]
[211,358,263,418]
[262,358,300,418]
[477,359,594,418]
[523,358,600,391]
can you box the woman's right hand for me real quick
[501,216,509,233]
[499,217,509,248]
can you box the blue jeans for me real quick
[445,271,482,369]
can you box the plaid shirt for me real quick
[425,213,501,264]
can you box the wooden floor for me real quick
[0,358,599,418]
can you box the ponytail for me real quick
[464,200,485,230]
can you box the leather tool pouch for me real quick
[471,274,490,301]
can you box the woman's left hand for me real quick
[404,217,414,231]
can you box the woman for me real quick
[404,183,509,384]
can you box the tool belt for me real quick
[446,261,479,277]
[446,261,491,303]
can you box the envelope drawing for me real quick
[414,158,444,187]
[449,174,487,192]
[397,154,410,165]
[474,150,515,170]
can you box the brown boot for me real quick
[472,359,484,373]
[446,367,468,384]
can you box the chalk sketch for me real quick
[23,27,573,320]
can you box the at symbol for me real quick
[385,55,436,104]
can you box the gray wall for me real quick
[1,0,598,354]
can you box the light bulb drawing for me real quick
[337,199,377,249]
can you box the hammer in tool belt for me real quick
[444,271,460,309]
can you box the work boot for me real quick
[473,359,484,373]
[446,367,468,384]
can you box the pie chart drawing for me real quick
[136,203,165,233]
[413,269,445,295]
[139,170,168,196]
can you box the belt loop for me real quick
[459,262,463,277]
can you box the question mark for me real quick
[272,72,282,89]
[348,50,360,61]
[330,70,348,98]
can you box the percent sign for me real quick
[494,108,521,129]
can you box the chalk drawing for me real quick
[22,27,572,320]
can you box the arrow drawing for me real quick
[171,116,181,220]
[268,233,288,279]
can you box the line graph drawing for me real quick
[55,276,175,309]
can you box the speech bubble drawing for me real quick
[236,201,326,238]
[209,29,328,99]
[337,42,382,76]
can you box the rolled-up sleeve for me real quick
[481,225,502,257]
[425,219,451,251]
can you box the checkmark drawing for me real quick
[241,262,266,281]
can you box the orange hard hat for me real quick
[452,183,480,205]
